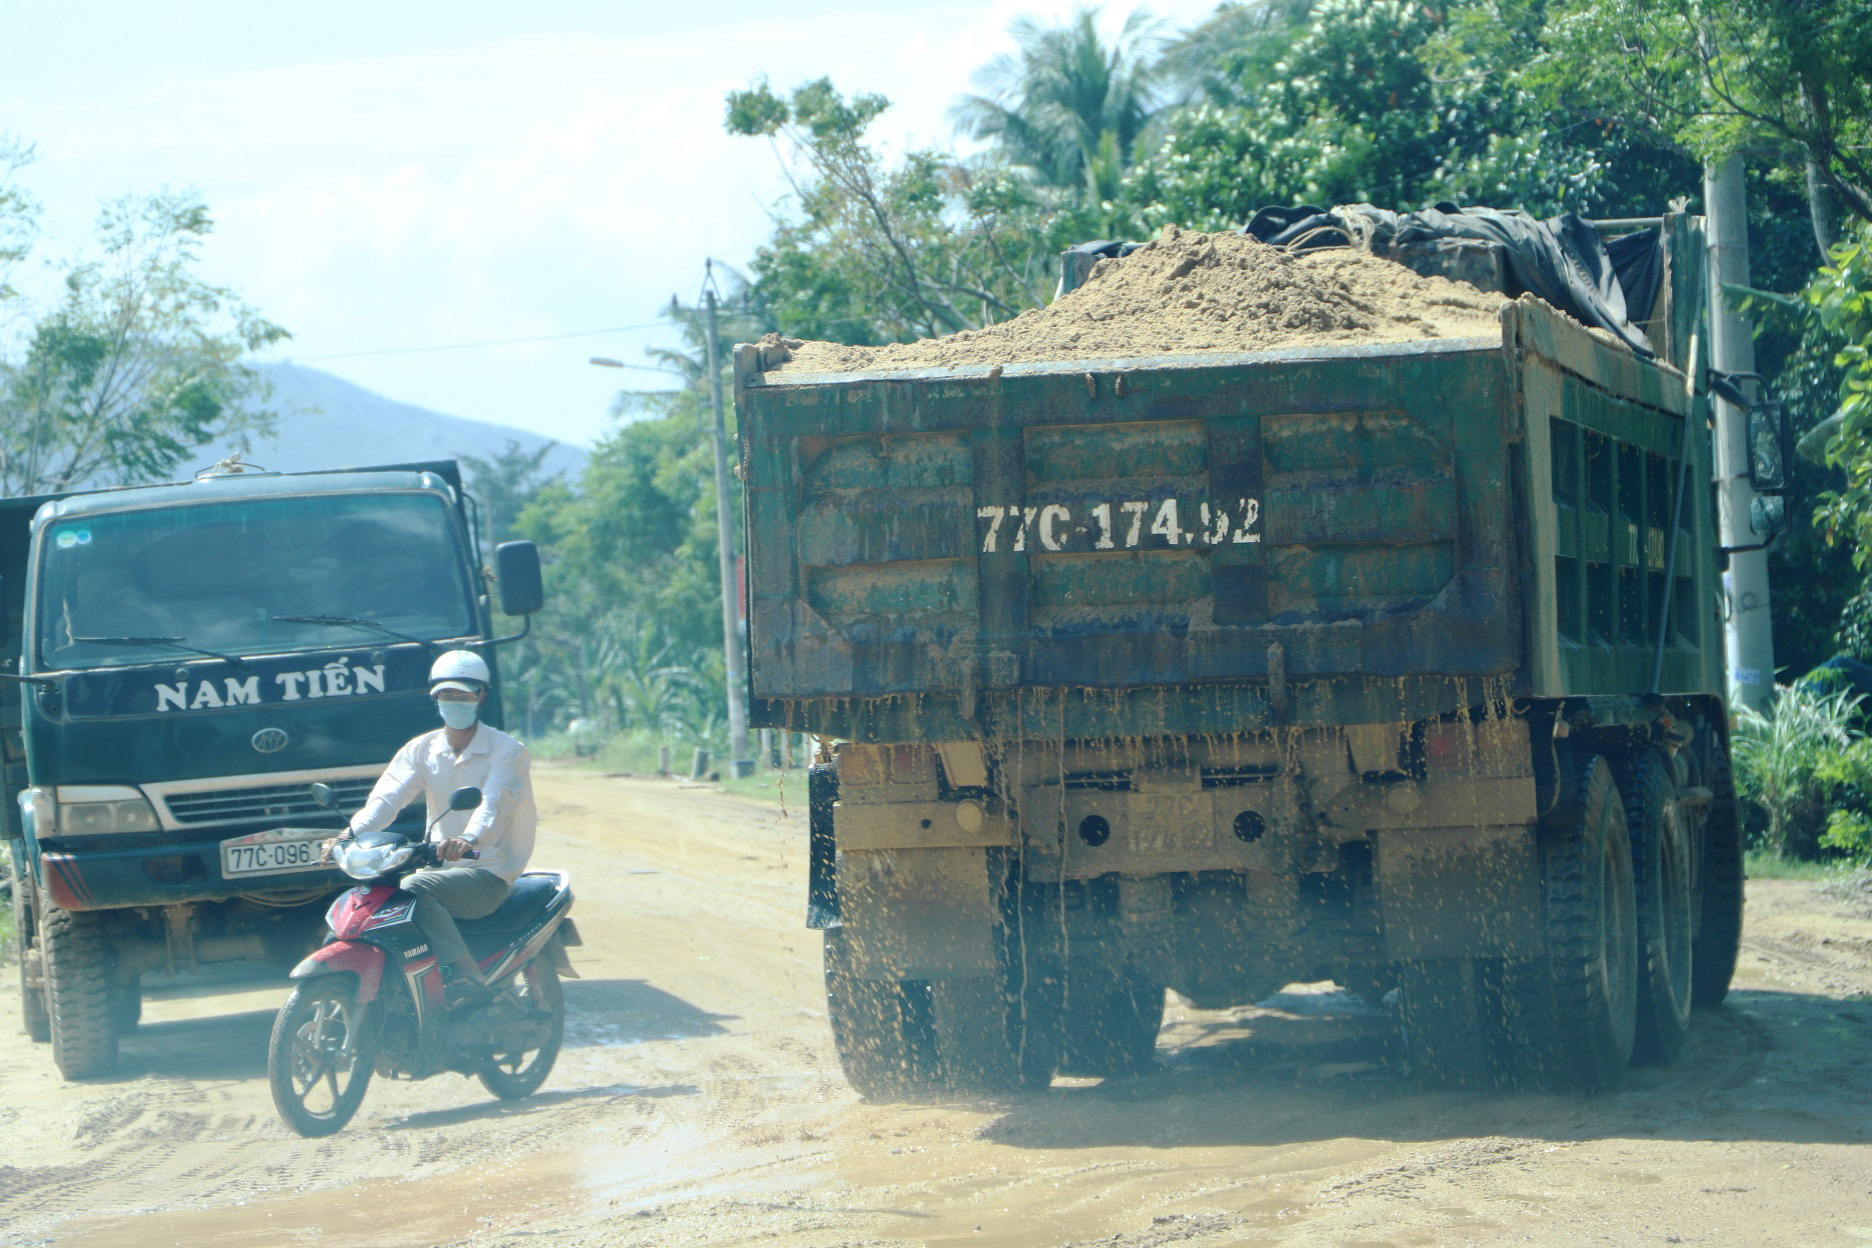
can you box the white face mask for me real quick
[436,698,480,730]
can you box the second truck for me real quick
[734,213,1766,1093]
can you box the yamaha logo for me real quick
[251,727,290,754]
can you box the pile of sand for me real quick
[765,227,1506,373]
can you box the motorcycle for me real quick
[267,783,580,1137]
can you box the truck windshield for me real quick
[34,492,476,671]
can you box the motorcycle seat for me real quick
[460,872,563,939]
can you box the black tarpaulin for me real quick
[1241,202,1664,358]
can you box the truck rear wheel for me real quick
[11,870,50,1043]
[42,906,119,1079]
[1058,968,1164,1078]
[824,928,1052,1098]
[1513,754,1637,1092]
[1623,748,1693,1064]
[1692,735,1744,1008]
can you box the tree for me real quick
[1530,0,1872,256]
[726,78,1063,345]
[460,438,563,550]
[0,189,287,495]
[952,8,1165,202]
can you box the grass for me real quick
[1745,848,1846,881]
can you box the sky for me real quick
[2,0,1223,451]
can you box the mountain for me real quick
[202,362,588,483]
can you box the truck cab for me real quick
[3,459,543,1077]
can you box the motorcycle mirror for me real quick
[309,782,338,810]
[448,786,482,812]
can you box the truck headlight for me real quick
[55,786,161,836]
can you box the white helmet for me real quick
[428,649,490,695]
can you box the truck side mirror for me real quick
[1747,401,1787,492]
[1750,494,1788,536]
[448,786,482,811]
[494,541,543,616]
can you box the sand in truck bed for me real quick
[767,227,1507,373]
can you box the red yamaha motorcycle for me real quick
[267,783,580,1137]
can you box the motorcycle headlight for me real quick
[335,840,413,880]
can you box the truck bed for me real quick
[736,298,1720,742]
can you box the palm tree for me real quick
[952,8,1166,201]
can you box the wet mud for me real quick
[2,769,1868,1247]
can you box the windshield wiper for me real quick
[271,615,437,649]
[72,635,252,669]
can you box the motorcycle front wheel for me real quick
[269,976,375,1137]
[477,959,564,1101]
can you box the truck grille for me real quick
[163,777,378,826]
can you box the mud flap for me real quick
[807,764,840,929]
[837,847,998,981]
[547,923,582,978]
[1375,825,1543,960]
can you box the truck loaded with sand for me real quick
[732,211,1750,1094]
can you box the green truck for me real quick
[3,459,543,1078]
[735,213,1762,1093]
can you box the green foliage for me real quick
[1532,0,1872,246]
[1127,0,1691,229]
[1733,677,1866,858]
[0,185,287,495]
[1808,225,1872,590]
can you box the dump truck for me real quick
[734,213,1768,1093]
[2,459,544,1078]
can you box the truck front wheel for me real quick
[11,871,50,1043]
[42,906,119,1079]
[1514,754,1638,1092]
[1623,747,1693,1064]
[1692,734,1744,1008]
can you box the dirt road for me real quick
[3,768,1870,1248]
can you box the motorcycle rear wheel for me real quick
[477,960,564,1101]
[269,976,374,1137]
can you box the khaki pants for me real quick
[403,867,510,970]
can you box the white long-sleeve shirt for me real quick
[349,724,536,883]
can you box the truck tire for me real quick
[1622,748,1693,1064]
[1058,968,1164,1078]
[1693,735,1744,1008]
[11,870,51,1043]
[1397,958,1506,1089]
[110,976,143,1035]
[1512,754,1637,1092]
[42,906,119,1079]
[823,927,937,1098]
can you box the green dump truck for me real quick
[735,215,1750,1093]
[3,460,544,1078]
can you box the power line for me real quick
[284,321,665,362]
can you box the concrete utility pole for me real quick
[703,273,755,778]
[1705,154,1776,712]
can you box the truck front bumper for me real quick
[37,838,346,911]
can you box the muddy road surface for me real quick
[3,768,1870,1248]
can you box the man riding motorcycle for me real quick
[325,649,537,1005]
